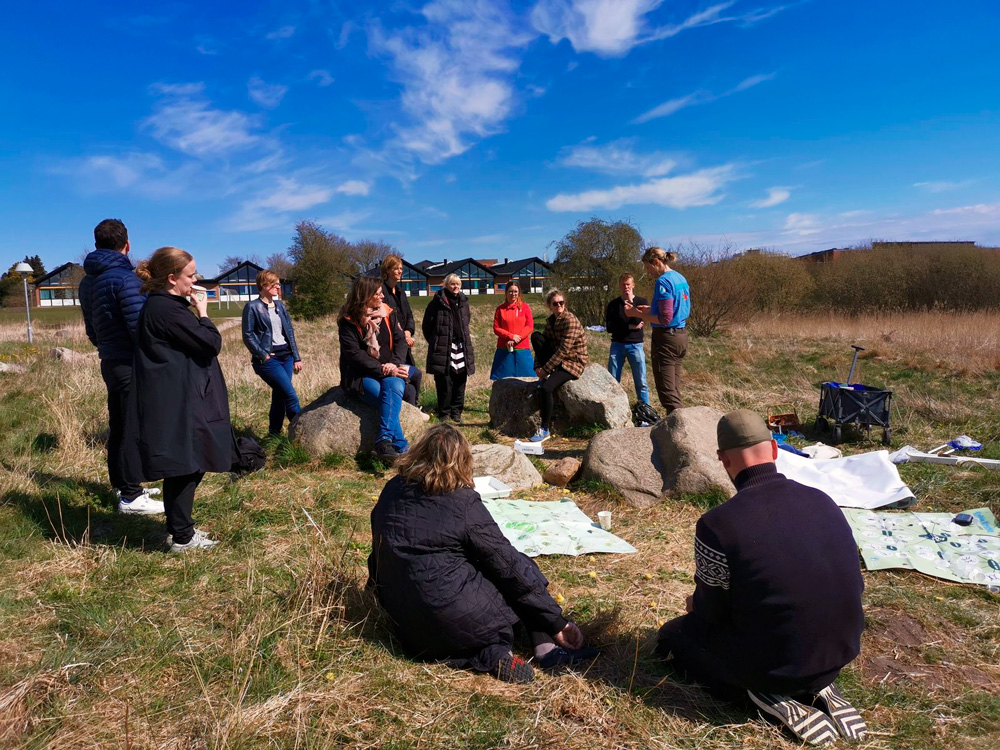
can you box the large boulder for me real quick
[290,386,428,457]
[488,366,631,437]
[470,444,542,490]
[558,365,631,429]
[582,427,665,507]
[653,406,735,498]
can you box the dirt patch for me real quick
[868,608,932,648]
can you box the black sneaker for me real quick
[450,414,464,425]
[494,653,534,683]
[811,683,868,742]
[373,440,399,464]
[536,646,600,671]
[747,689,838,746]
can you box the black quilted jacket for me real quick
[368,475,567,661]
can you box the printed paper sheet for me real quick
[483,498,637,557]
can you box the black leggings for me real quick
[531,331,576,430]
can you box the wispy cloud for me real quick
[750,186,790,208]
[532,1,786,57]
[308,69,335,87]
[144,83,265,158]
[546,165,736,211]
[51,152,201,199]
[266,25,296,40]
[557,138,676,176]
[783,212,822,235]
[633,71,775,124]
[369,0,532,165]
[914,179,975,193]
[313,210,373,233]
[336,180,370,196]
[226,177,334,231]
[248,77,288,109]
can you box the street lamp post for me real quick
[14,262,34,344]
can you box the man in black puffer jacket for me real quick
[79,219,163,515]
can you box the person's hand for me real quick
[684,594,693,614]
[554,622,584,650]
[263,355,271,362]
[394,365,409,378]
[381,362,396,376]
[404,331,415,347]
[535,368,547,381]
[634,320,644,330]
[636,304,650,313]
[293,360,304,373]
[193,293,208,318]
[512,334,521,344]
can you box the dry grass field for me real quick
[1,299,998,749]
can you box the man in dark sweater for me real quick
[657,409,866,746]
[604,273,651,411]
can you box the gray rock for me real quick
[290,386,429,457]
[542,457,581,487]
[470,444,542,490]
[558,365,631,429]
[653,406,735,498]
[0,362,28,374]
[582,427,665,507]
[488,378,541,437]
[49,347,96,362]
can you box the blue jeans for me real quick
[360,376,408,451]
[253,353,301,434]
[608,342,650,405]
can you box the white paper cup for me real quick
[597,511,612,531]
[191,284,207,301]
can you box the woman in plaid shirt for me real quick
[529,289,588,441]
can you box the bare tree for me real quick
[266,252,294,279]
[352,239,397,273]
[676,240,756,336]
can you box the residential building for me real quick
[34,262,85,307]
[489,257,552,293]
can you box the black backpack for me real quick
[632,402,660,427]
[231,436,267,476]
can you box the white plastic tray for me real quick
[473,476,514,500]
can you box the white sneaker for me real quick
[118,491,165,516]
[116,486,161,499]
[168,529,219,553]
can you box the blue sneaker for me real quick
[530,428,550,442]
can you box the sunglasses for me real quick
[551,300,566,307]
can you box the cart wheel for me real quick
[817,417,829,431]
[882,428,891,446]
[832,425,842,445]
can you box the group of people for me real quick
[368,412,867,746]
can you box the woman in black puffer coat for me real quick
[368,424,598,682]
[422,274,475,423]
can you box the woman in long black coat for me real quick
[380,255,422,404]
[422,273,475,423]
[368,424,598,682]
[125,246,236,553]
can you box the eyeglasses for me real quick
[551,300,565,307]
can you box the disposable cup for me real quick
[597,511,612,531]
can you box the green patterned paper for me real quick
[483,498,638,557]
[842,507,1000,586]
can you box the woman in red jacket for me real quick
[490,281,535,380]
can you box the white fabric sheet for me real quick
[776,449,915,510]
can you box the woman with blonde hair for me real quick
[528,288,588,441]
[422,273,475,423]
[123,246,235,552]
[338,274,410,462]
[625,246,690,414]
[490,280,535,380]
[368,424,597,682]
[242,269,302,436]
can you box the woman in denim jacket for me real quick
[242,269,303,435]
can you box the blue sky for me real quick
[4,0,1000,275]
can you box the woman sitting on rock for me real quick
[368,423,598,682]
[529,289,588,441]
[338,275,410,463]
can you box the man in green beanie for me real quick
[657,409,866,746]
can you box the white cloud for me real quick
[51,152,202,199]
[266,25,296,40]
[557,138,676,176]
[226,177,335,231]
[248,76,288,109]
[308,69,335,87]
[750,187,790,208]
[144,83,263,157]
[546,165,735,211]
[914,180,975,193]
[369,0,532,164]
[313,210,373,233]
[633,71,775,124]
[931,202,1000,218]
[336,180,370,196]
[783,212,822,235]
[532,1,783,57]
[733,72,777,92]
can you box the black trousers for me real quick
[434,370,468,419]
[100,359,142,499]
[163,472,204,545]
[657,614,841,699]
[530,332,576,430]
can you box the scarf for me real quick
[364,305,388,358]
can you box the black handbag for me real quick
[231,436,267,475]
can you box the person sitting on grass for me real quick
[368,424,598,682]
[338,275,410,463]
[657,409,866,746]
[529,289,588,441]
